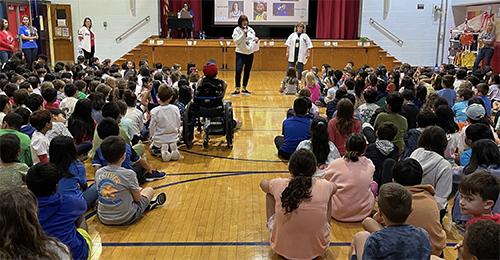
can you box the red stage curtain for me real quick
[316,0,360,39]
[160,0,203,38]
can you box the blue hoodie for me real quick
[37,193,88,260]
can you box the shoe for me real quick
[241,89,251,95]
[146,192,167,211]
[230,90,240,95]
[161,144,171,162]
[169,143,181,161]
[145,170,166,182]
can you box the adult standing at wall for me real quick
[231,15,258,95]
[0,18,15,67]
[180,2,194,39]
[78,17,94,65]
[18,15,38,71]
[285,22,312,83]
[473,21,497,73]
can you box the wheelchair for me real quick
[182,78,234,149]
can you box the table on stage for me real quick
[167,18,193,39]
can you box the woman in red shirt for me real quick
[0,18,15,66]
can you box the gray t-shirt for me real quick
[39,241,72,260]
[96,165,141,225]
[0,163,28,191]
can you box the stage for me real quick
[119,38,401,71]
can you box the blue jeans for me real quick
[288,61,304,81]
[0,50,13,65]
[82,184,98,208]
[235,52,254,89]
[473,48,494,73]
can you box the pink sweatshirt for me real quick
[306,84,320,103]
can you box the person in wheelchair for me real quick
[182,59,239,148]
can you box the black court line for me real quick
[178,149,287,163]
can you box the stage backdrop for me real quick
[161,0,203,38]
[316,0,360,39]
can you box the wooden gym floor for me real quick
[84,71,461,259]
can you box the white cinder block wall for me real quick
[50,0,159,62]
[359,0,499,66]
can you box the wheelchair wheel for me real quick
[224,101,234,148]
[183,102,195,149]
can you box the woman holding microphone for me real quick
[231,15,258,95]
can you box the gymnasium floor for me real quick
[85,71,461,259]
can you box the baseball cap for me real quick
[466,103,486,120]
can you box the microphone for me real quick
[244,26,248,36]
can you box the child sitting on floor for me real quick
[350,183,432,260]
[96,136,167,226]
[279,67,299,94]
[325,133,376,222]
[362,158,446,256]
[26,163,91,260]
[0,134,28,191]
[259,149,336,259]
[29,110,53,164]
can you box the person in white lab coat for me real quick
[285,22,313,82]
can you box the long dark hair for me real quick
[68,99,95,144]
[281,149,317,214]
[0,188,70,260]
[435,105,459,134]
[87,91,105,111]
[464,139,500,175]
[344,133,366,162]
[82,17,92,28]
[310,117,330,165]
[49,136,77,178]
[336,98,354,136]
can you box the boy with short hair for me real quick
[460,123,495,166]
[96,136,166,226]
[445,220,500,260]
[459,171,500,227]
[73,80,87,100]
[362,158,446,256]
[326,88,347,121]
[374,92,408,155]
[60,83,79,118]
[41,87,59,110]
[437,74,457,107]
[487,73,500,103]
[364,121,399,187]
[149,84,181,162]
[0,94,12,122]
[0,113,32,165]
[93,118,165,183]
[26,162,91,260]
[401,89,419,129]
[29,110,52,164]
[474,83,492,117]
[453,88,473,123]
[15,107,36,138]
[349,183,432,260]
[275,97,312,160]
[358,88,379,123]
[454,68,467,91]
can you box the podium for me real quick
[167,18,193,39]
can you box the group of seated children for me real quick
[0,56,211,259]
[269,62,500,259]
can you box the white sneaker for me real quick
[161,144,171,162]
[170,143,181,161]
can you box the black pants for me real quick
[23,48,37,71]
[235,52,254,89]
[133,162,146,185]
[274,136,293,160]
[83,46,95,65]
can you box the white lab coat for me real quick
[78,26,93,52]
[285,32,313,63]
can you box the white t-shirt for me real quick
[285,32,313,63]
[59,97,78,119]
[149,104,181,146]
[31,131,49,164]
[46,122,73,142]
[125,107,144,137]
[358,103,380,123]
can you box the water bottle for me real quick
[202,31,205,40]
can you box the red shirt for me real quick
[90,31,95,46]
[0,31,14,51]
[466,213,500,228]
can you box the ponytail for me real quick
[281,149,317,214]
[311,117,330,164]
[344,133,366,162]
[281,175,312,214]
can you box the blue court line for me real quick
[233,106,289,109]
[97,242,458,247]
[85,170,288,220]
[178,149,287,163]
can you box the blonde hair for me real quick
[294,22,306,33]
[304,72,316,87]
[105,76,116,88]
[486,21,496,34]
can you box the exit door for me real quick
[7,3,31,50]
[48,4,74,63]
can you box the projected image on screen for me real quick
[274,3,294,16]
[214,0,308,25]
[254,2,268,20]
[228,1,245,19]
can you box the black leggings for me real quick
[23,48,37,71]
[235,52,254,89]
[83,46,95,65]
